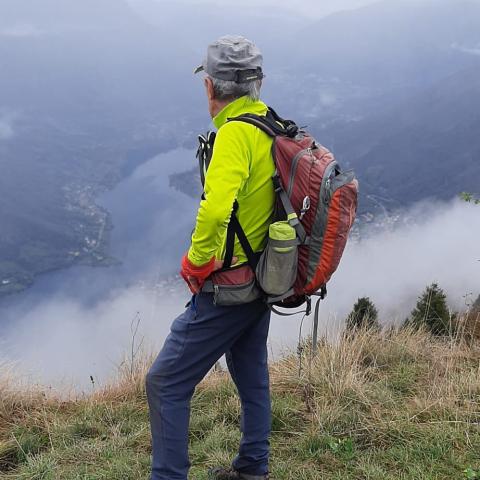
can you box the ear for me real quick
[204,77,215,101]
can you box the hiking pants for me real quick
[146,292,271,480]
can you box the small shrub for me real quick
[405,283,453,336]
[345,297,380,333]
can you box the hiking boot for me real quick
[208,467,269,480]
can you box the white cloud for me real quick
[1,200,479,388]
[1,283,188,389]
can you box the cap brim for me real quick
[193,65,204,74]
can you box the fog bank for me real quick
[1,200,478,388]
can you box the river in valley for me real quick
[0,148,200,387]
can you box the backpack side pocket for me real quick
[256,221,298,296]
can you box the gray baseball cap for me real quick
[194,35,264,84]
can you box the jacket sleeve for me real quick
[187,122,251,266]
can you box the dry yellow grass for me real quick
[458,308,480,344]
[1,328,480,479]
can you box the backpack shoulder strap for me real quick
[227,108,299,138]
[223,200,261,270]
[222,108,299,270]
[196,131,216,188]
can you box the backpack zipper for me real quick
[300,150,316,221]
[287,148,311,197]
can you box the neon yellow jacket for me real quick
[188,96,275,267]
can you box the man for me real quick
[146,36,275,480]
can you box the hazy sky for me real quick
[126,0,382,18]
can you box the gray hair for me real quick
[209,76,262,101]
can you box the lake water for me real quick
[0,147,199,312]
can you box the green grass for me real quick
[1,328,480,479]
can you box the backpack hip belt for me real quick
[201,264,262,306]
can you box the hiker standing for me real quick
[146,35,358,480]
[146,36,274,480]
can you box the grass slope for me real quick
[1,329,480,480]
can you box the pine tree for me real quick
[407,283,452,336]
[346,297,380,332]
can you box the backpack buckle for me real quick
[285,123,298,137]
[272,173,283,192]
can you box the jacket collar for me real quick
[213,95,268,129]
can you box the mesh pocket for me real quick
[256,221,298,296]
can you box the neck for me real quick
[209,98,231,118]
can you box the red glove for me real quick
[180,254,216,294]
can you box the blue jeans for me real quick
[146,292,271,480]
